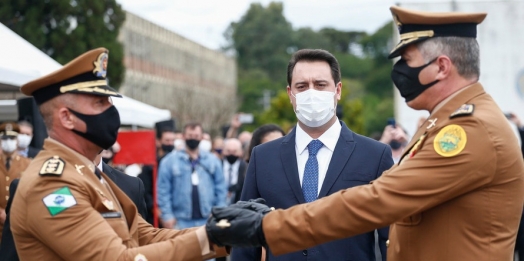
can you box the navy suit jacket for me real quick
[102,162,148,219]
[231,121,393,261]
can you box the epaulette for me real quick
[450,104,475,119]
[39,156,65,176]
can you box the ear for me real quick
[435,56,453,80]
[57,107,75,130]
[335,81,342,101]
[287,86,293,104]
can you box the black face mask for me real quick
[185,139,200,150]
[225,155,239,164]
[69,105,120,150]
[389,140,403,150]
[102,157,112,164]
[161,144,174,153]
[391,58,439,102]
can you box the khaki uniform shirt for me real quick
[263,83,524,261]
[11,139,227,261]
[0,153,30,242]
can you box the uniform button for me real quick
[6,186,9,191]
[6,176,9,181]
[386,240,390,247]
[302,250,308,256]
[5,195,8,200]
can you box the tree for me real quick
[224,2,293,82]
[0,0,126,88]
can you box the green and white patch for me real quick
[43,186,77,216]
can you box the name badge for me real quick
[191,171,199,185]
[101,212,122,218]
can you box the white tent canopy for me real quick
[113,95,171,128]
[0,23,62,87]
[0,22,171,128]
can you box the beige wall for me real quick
[119,11,237,134]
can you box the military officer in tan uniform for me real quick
[205,6,524,261]
[10,48,228,261]
[0,122,30,243]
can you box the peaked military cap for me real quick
[0,122,20,137]
[20,47,122,105]
[388,6,487,59]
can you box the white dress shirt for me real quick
[295,120,341,195]
[223,159,240,186]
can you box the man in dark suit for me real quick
[231,49,393,261]
[0,155,148,260]
[222,138,247,205]
[99,158,148,219]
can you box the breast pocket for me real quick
[396,213,422,226]
[342,171,373,182]
[103,212,131,242]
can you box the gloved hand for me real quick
[206,206,266,248]
[230,198,273,215]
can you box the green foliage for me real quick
[257,90,296,132]
[238,68,281,113]
[0,0,126,88]
[339,78,365,134]
[224,2,293,83]
[319,28,366,53]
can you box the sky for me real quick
[116,0,491,51]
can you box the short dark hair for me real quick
[18,120,33,129]
[246,124,285,162]
[287,49,341,86]
[159,127,175,139]
[183,122,203,134]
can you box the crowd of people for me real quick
[0,5,523,261]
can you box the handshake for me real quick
[205,198,273,248]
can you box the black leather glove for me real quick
[206,206,266,248]
[230,198,273,215]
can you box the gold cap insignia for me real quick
[93,52,108,78]
[39,156,66,176]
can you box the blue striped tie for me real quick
[302,139,323,203]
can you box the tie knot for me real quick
[307,140,323,156]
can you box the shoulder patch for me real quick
[433,124,467,157]
[39,156,65,176]
[450,104,475,119]
[42,186,77,216]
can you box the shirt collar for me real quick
[296,119,341,155]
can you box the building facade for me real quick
[119,12,237,133]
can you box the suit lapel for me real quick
[280,127,306,204]
[318,121,356,198]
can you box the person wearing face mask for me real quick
[10,48,228,261]
[379,123,409,164]
[221,138,246,205]
[157,122,226,233]
[0,122,30,244]
[230,49,393,261]
[157,127,176,162]
[16,120,40,159]
[206,6,524,261]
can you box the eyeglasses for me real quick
[1,136,17,140]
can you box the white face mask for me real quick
[1,139,18,153]
[174,139,185,150]
[17,134,32,149]
[199,139,212,152]
[292,89,336,128]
